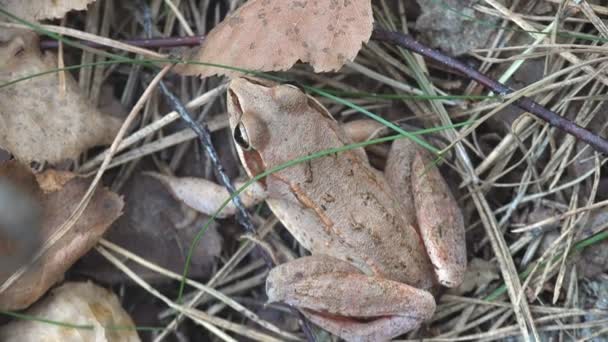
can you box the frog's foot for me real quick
[266,255,436,342]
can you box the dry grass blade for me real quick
[96,245,292,342]
[0,22,165,59]
[98,239,300,341]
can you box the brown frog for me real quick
[219,77,466,341]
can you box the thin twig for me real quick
[371,28,608,156]
[39,35,205,50]
[158,82,272,265]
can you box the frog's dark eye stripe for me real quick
[233,122,252,150]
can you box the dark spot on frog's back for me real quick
[291,1,308,9]
[304,161,313,183]
[227,16,244,27]
[321,193,335,203]
[293,271,304,281]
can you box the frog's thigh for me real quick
[386,139,467,288]
[266,255,436,342]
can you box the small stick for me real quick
[158,82,271,264]
[371,28,608,155]
[39,35,205,50]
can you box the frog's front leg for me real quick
[147,173,267,218]
[385,139,466,288]
[266,255,436,342]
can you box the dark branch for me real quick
[158,82,274,262]
[371,28,608,155]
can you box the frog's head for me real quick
[227,77,310,179]
[227,77,308,147]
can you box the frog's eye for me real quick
[233,122,252,150]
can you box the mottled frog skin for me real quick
[225,77,466,342]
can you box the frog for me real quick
[224,77,466,341]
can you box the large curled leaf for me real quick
[176,0,373,77]
[0,29,120,164]
[0,0,97,22]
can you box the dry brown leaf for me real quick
[76,170,222,284]
[35,169,77,193]
[0,29,121,164]
[0,161,123,310]
[0,169,41,277]
[145,172,267,218]
[0,281,139,342]
[0,0,97,22]
[175,0,373,77]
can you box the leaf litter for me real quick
[0,29,120,164]
[0,281,139,342]
[0,161,123,310]
[1,0,608,341]
[0,0,97,22]
[75,170,222,284]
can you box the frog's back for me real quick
[264,110,435,289]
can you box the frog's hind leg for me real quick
[266,255,436,342]
[385,138,467,288]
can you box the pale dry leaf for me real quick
[0,281,140,342]
[0,29,121,164]
[175,0,373,77]
[0,0,97,22]
[0,161,124,310]
[145,172,267,218]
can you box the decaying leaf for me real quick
[0,161,123,310]
[76,172,222,284]
[0,281,139,342]
[176,0,373,77]
[146,172,267,218]
[0,0,97,22]
[0,29,121,164]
